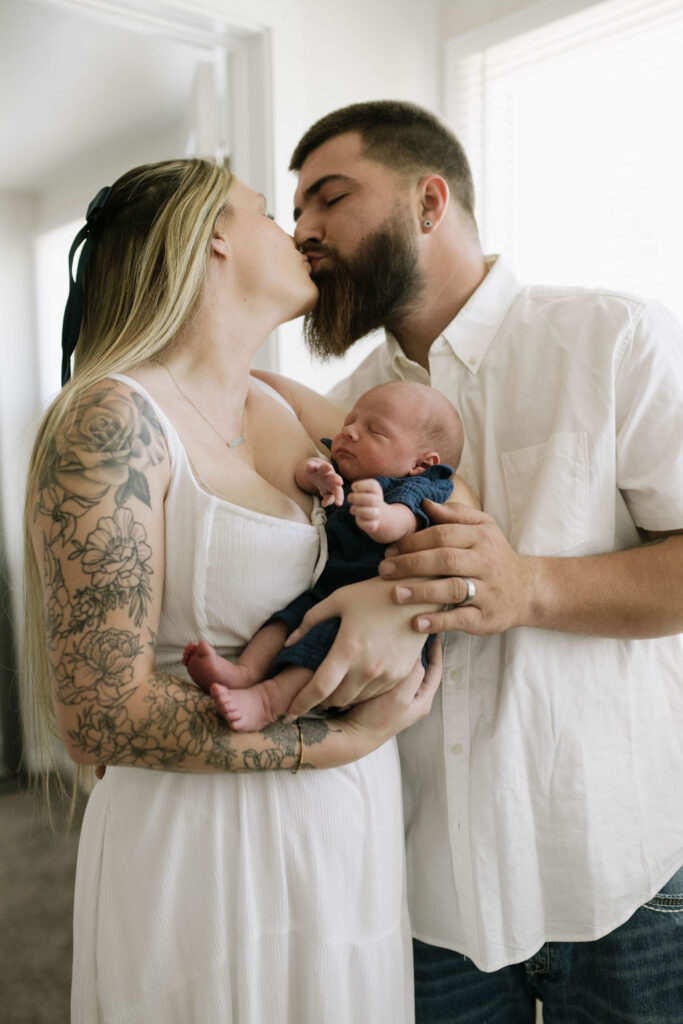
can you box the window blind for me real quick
[445,0,683,320]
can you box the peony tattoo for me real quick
[58,627,142,707]
[69,507,153,627]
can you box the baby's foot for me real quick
[210,683,272,732]
[183,640,239,690]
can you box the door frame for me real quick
[40,0,274,200]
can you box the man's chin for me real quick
[310,265,334,284]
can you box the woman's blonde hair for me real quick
[22,158,233,798]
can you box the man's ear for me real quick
[408,451,440,476]
[417,175,450,231]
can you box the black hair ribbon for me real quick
[60,185,112,386]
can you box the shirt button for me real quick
[450,743,463,756]
[468,357,477,368]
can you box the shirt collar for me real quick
[384,255,522,377]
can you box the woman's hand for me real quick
[283,575,441,718]
[339,635,442,749]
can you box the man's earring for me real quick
[423,219,433,229]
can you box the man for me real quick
[289,101,683,1023]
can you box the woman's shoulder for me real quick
[250,370,345,443]
[50,375,171,507]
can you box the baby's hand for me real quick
[304,458,344,507]
[348,479,385,535]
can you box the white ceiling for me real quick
[0,0,207,192]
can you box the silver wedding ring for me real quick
[456,576,476,607]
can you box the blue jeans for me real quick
[414,864,683,1024]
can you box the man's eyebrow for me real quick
[293,174,355,221]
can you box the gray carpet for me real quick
[0,779,85,1024]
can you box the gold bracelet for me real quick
[291,718,304,774]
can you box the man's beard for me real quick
[303,213,424,360]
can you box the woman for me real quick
[22,159,439,1023]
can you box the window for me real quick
[445,0,683,321]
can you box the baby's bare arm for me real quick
[295,457,344,507]
[349,479,418,543]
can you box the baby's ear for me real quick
[409,451,440,476]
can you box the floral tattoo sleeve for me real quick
[34,383,334,772]
[37,387,163,648]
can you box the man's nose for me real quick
[294,209,323,247]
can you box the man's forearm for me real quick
[525,534,683,639]
[383,501,683,639]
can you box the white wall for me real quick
[38,118,188,234]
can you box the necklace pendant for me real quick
[227,435,245,449]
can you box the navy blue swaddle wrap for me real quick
[268,445,454,675]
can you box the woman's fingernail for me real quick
[416,617,431,632]
[379,561,395,576]
[283,715,295,724]
[284,631,299,647]
[385,547,398,557]
[395,586,412,602]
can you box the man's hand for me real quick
[378,499,535,636]
[380,500,683,640]
[348,478,386,535]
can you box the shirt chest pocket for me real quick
[501,432,589,555]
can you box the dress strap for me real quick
[310,498,328,586]
[250,374,299,417]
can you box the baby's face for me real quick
[330,390,427,481]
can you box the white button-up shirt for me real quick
[328,256,683,971]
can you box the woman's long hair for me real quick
[22,159,233,797]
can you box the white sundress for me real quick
[71,375,413,1024]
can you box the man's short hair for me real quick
[290,100,475,217]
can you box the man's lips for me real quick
[304,251,329,272]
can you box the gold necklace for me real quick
[162,363,246,449]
